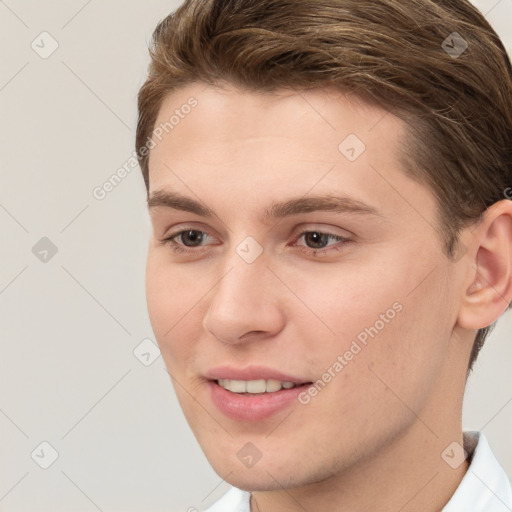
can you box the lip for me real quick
[204,365,308,384]
[207,380,311,421]
[204,365,312,422]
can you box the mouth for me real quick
[216,378,304,394]
[206,373,313,422]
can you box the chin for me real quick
[202,443,319,492]
[219,466,303,492]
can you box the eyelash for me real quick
[160,228,350,257]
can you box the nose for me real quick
[202,256,286,345]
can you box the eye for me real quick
[293,230,349,256]
[160,229,216,253]
[159,227,350,256]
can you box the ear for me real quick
[457,199,512,331]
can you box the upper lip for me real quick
[204,365,310,384]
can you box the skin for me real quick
[145,82,512,511]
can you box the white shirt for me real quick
[204,432,511,512]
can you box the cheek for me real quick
[284,260,404,346]
[286,255,450,390]
[281,263,451,453]
[145,251,203,367]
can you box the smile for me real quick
[216,378,299,394]
[208,379,313,421]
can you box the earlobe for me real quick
[457,200,512,331]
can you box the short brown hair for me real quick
[136,0,512,372]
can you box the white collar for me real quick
[442,431,512,511]
[205,431,511,512]
[204,486,250,512]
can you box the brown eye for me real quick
[178,230,206,247]
[294,230,350,257]
[303,231,333,249]
[160,228,217,254]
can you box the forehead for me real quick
[149,83,403,175]
[146,82,437,227]
[151,82,396,151]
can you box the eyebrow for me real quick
[147,190,382,219]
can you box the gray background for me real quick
[0,1,510,510]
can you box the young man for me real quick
[136,0,512,510]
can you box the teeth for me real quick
[217,379,298,394]
[266,379,282,392]
[229,379,247,393]
[246,379,266,393]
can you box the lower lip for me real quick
[208,380,311,422]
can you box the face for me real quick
[145,82,467,491]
